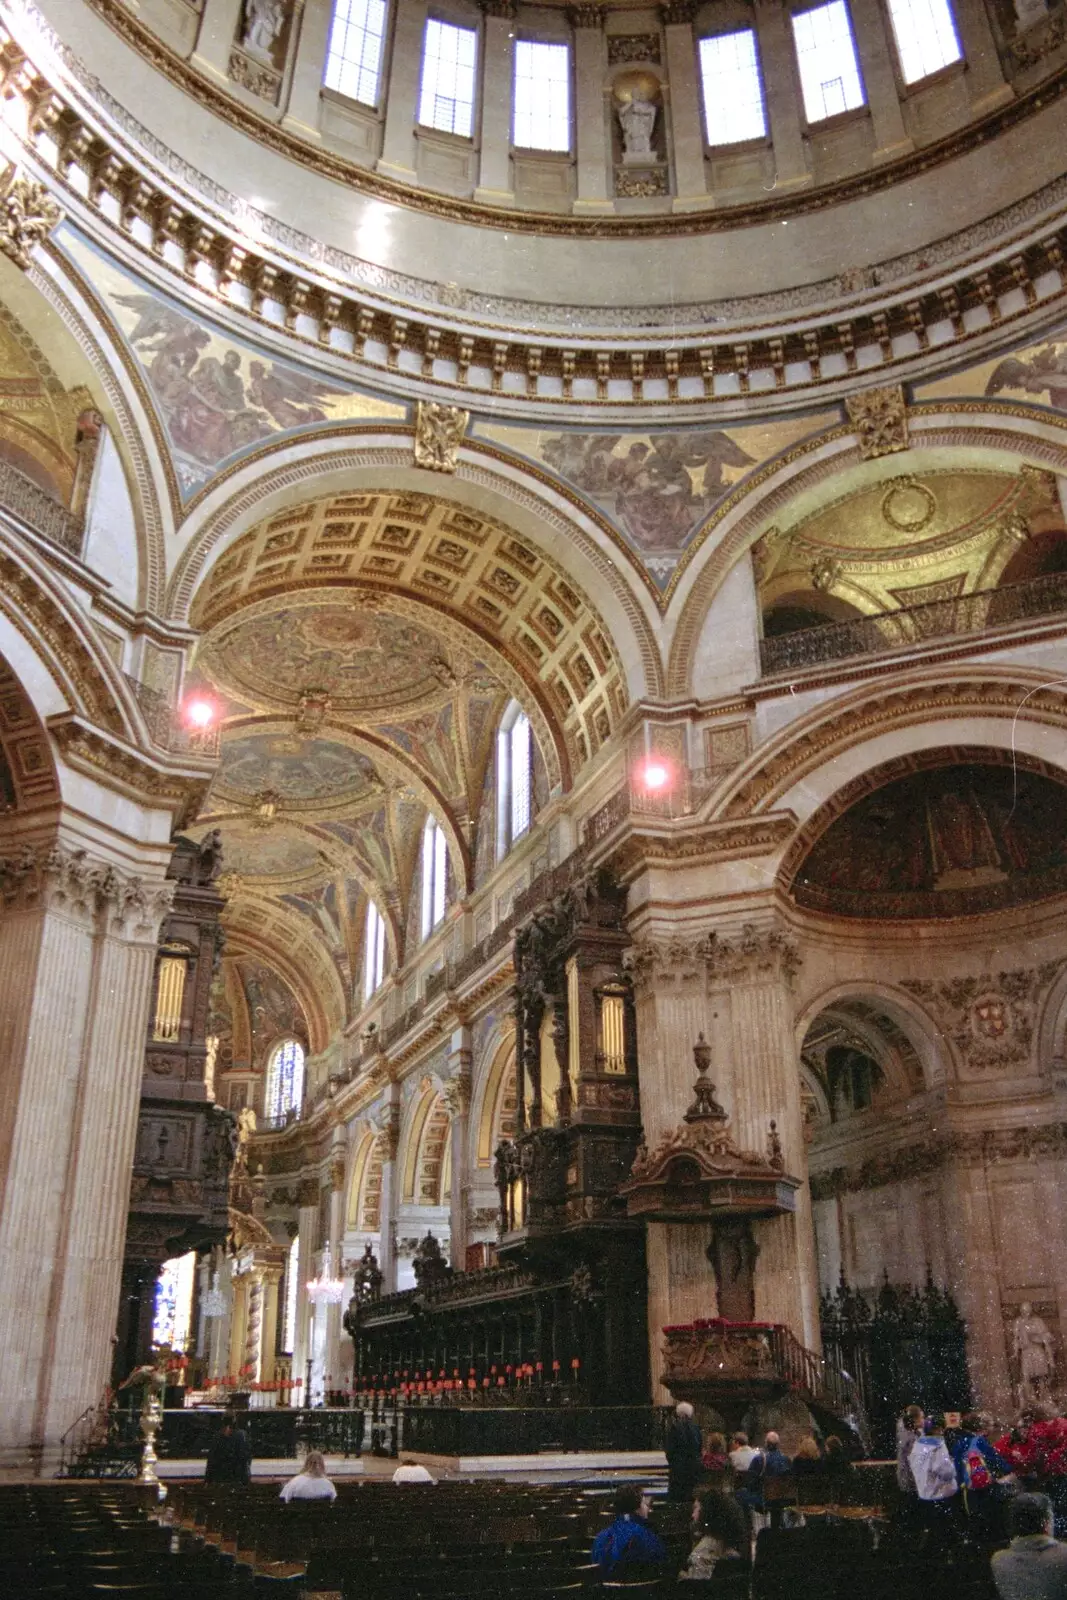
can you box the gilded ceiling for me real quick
[756,465,1062,620]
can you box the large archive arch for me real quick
[3,0,1067,1470]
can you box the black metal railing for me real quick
[760,568,1067,676]
[0,458,83,556]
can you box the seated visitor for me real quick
[793,1437,823,1474]
[392,1456,436,1484]
[823,1435,851,1475]
[592,1485,667,1577]
[679,1489,749,1582]
[762,1432,792,1479]
[992,1493,1067,1600]
[280,1450,336,1502]
[702,1431,731,1474]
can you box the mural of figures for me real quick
[474,413,839,592]
[60,229,405,494]
[792,760,1067,917]
[917,319,1067,413]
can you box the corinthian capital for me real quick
[624,934,712,993]
[706,923,800,987]
[441,1070,471,1117]
[0,842,174,938]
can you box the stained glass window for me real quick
[152,1251,197,1351]
[266,1038,305,1122]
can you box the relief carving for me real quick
[902,962,1060,1075]
[0,166,62,270]
[413,401,469,473]
[845,384,909,460]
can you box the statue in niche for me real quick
[1012,1301,1056,1406]
[241,0,287,61]
[617,91,658,165]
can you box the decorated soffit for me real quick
[191,492,628,772]
[0,302,88,501]
[787,749,1067,921]
[755,465,1060,615]
[59,231,406,501]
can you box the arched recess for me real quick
[358,1133,388,1232]
[0,650,60,815]
[666,406,1067,697]
[1033,962,1067,1078]
[346,1127,376,1230]
[710,667,1067,829]
[795,982,950,1094]
[27,245,173,612]
[165,439,662,702]
[414,1100,451,1207]
[401,1081,441,1204]
[475,1032,518,1169]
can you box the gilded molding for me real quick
[845,384,909,460]
[0,163,61,270]
[413,401,469,473]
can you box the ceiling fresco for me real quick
[59,228,406,497]
[209,826,324,880]
[197,599,455,716]
[474,412,839,591]
[790,759,1067,919]
[210,729,383,805]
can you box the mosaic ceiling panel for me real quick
[60,229,405,497]
[916,317,1067,412]
[211,729,383,805]
[790,755,1067,919]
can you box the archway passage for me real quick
[788,750,1067,920]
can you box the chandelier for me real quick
[306,1244,345,1306]
[202,1268,226,1319]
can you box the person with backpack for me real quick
[910,1415,960,1542]
[952,1412,1015,1539]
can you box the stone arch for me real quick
[795,980,951,1094]
[357,1133,388,1233]
[164,437,662,703]
[473,1027,517,1170]
[710,666,1067,828]
[29,247,172,613]
[666,405,1067,697]
[400,1080,450,1205]
[0,649,60,815]
[222,904,341,1055]
[345,1126,377,1230]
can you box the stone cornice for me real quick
[810,1120,1067,1198]
[48,712,213,827]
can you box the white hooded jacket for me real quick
[910,1435,958,1501]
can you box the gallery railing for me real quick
[0,458,84,557]
[122,674,221,757]
[759,569,1067,676]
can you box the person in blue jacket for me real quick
[952,1411,1015,1539]
[592,1486,668,1577]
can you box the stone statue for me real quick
[412,1231,450,1287]
[197,828,224,885]
[1012,1301,1056,1404]
[618,93,658,164]
[242,0,287,59]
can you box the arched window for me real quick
[420,816,447,940]
[266,1037,305,1122]
[364,898,387,1003]
[497,701,532,859]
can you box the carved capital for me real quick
[328,1154,346,1192]
[706,924,801,987]
[845,384,909,459]
[624,934,712,993]
[659,0,695,22]
[569,3,605,24]
[413,401,469,473]
[0,166,62,270]
[0,842,174,939]
[441,1070,471,1117]
[477,0,516,14]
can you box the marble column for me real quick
[707,924,819,1348]
[753,0,811,190]
[259,1267,283,1389]
[660,4,710,210]
[443,1027,473,1272]
[292,1203,318,1399]
[375,1096,401,1292]
[0,843,172,1471]
[849,0,913,159]
[945,1159,1013,1416]
[377,0,430,182]
[282,0,335,139]
[475,3,516,203]
[571,9,613,215]
[191,0,244,83]
[324,1147,347,1394]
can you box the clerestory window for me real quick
[513,40,571,151]
[885,0,962,83]
[791,0,866,122]
[699,31,768,146]
[364,899,387,1003]
[420,816,448,940]
[496,701,532,858]
[324,0,388,106]
[266,1037,305,1123]
[419,18,478,137]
